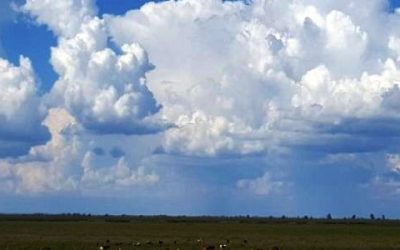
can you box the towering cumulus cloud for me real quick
[0,0,163,195]
[24,0,165,135]
[106,0,400,157]
[2,0,400,212]
[48,18,163,134]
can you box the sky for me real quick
[1,0,400,218]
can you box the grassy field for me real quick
[0,215,400,249]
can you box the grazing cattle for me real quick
[134,242,141,246]
[159,240,164,245]
[243,239,248,244]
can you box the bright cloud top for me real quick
[107,0,400,157]
[0,0,400,210]
[21,0,97,38]
[48,17,164,134]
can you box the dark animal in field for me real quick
[174,240,177,244]
[159,240,164,245]
[243,239,248,244]
[203,245,216,250]
[272,246,280,250]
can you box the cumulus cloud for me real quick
[387,154,400,172]
[0,108,161,195]
[0,108,81,193]
[47,18,165,134]
[0,56,49,157]
[237,172,285,196]
[21,0,97,38]
[81,152,159,190]
[103,0,400,157]
[4,0,400,205]
[21,0,168,135]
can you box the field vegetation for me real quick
[0,214,399,249]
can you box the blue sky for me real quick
[390,0,400,11]
[1,0,400,218]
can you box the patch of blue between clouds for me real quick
[0,17,57,93]
[389,0,400,12]
[96,0,167,16]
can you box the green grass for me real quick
[1,216,400,249]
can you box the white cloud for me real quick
[21,0,97,38]
[237,172,285,196]
[387,154,400,172]
[104,0,400,157]
[5,0,400,202]
[46,17,165,134]
[0,56,49,156]
[0,108,80,193]
[0,108,160,195]
[365,175,400,199]
[21,0,168,135]
[81,152,159,190]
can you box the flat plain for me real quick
[0,215,399,250]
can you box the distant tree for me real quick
[382,214,386,220]
[326,213,332,220]
[303,216,309,220]
[351,215,356,220]
[370,213,375,220]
